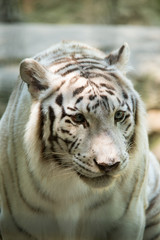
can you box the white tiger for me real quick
[0,41,160,240]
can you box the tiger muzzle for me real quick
[94,158,120,172]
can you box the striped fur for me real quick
[0,41,160,240]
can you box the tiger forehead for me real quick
[61,79,124,115]
[48,54,125,93]
[72,80,117,98]
[47,54,130,112]
[47,53,126,93]
[48,53,110,76]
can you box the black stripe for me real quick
[102,101,108,110]
[121,175,139,217]
[50,57,72,65]
[29,74,48,91]
[54,63,75,74]
[13,105,51,211]
[75,96,83,104]
[56,136,72,151]
[146,195,157,214]
[69,138,79,153]
[108,72,120,81]
[89,95,96,100]
[126,102,131,112]
[27,162,55,203]
[134,99,138,125]
[48,106,56,145]
[128,131,136,150]
[75,160,94,173]
[61,137,72,145]
[89,73,112,81]
[86,104,90,112]
[89,195,110,211]
[65,119,72,124]
[52,153,63,166]
[16,160,44,214]
[38,105,46,157]
[131,96,135,113]
[80,71,90,78]
[125,123,132,131]
[47,107,65,165]
[55,80,65,92]
[111,103,115,111]
[56,93,63,106]
[39,105,45,141]
[61,107,67,119]
[146,219,160,229]
[62,67,79,76]
[89,81,99,89]
[125,114,130,119]
[100,95,110,110]
[118,45,125,61]
[92,101,100,110]
[55,62,107,75]
[106,90,114,95]
[61,128,71,134]
[116,97,121,104]
[83,119,90,128]
[78,60,105,66]
[67,107,76,111]
[150,233,160,240]
[82,65,107,72]
[121,114,130,124]
[100,83,115,91]
[73,86,86,96]
[76,56,103,61]
[122,89,128,99]
[41,91,54,102]
[2,174,37,239]
[121,100,125,107]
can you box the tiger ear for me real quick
[105,43,130,73]
[20,58,50,98]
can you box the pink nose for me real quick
[94,159,120,172]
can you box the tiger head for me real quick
[20,42,147,189]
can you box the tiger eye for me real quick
[114,111,125,122]
[71,114,86,124]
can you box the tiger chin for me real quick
[0,41,160,240]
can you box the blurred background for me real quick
[0,0,160,160]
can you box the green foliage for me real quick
[19,0,160,25]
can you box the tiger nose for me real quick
[94,159,120,172]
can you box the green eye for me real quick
[71,114,86,124]
[114,111,125,122]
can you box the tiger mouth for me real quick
[73,158,127,188]
[77,172,114,188]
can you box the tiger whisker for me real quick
[51,152,67,155]
[49,166,76,178]
[43,152,68,159]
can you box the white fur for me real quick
[0,41,160,240]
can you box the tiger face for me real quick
[20,42,139,188]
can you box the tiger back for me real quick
[0,41,160,240]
